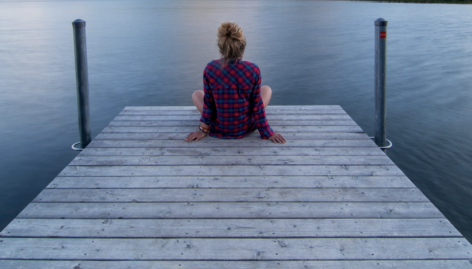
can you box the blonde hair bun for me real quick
[217,22,246,63]
[218,22,244,40]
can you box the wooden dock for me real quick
[1,105,471,268]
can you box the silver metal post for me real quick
[374,18,389,152]
[72,19,91,151]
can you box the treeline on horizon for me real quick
[353,0,472,3]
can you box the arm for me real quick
[200,71,215,128]
[250,72,274,139]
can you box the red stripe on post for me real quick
[380,31,387,39]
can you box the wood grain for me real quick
[46,175,415,189]
[1,238,471,260]
[1,260,471,269]
[1,218,460,238]
[17,202,444,219]
[2,105,470,266]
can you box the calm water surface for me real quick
[1,0,472,241]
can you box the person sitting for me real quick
[185,22,285,144]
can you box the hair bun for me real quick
[218,22,244,41]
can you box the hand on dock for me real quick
[185,131,206,142]
[268,133,286,144]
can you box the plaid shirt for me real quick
[200,59,274,139]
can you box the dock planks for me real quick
[1,105,471,268]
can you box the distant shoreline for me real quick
[352,0,472,3]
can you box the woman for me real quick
[185,22,286,144]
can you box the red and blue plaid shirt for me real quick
[200,59,274,139]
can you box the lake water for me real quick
[1,0,471,242]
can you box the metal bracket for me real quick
[370,137,393,149]
[71,142,83,151]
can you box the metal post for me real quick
[374,18,389,152]
[72,19,91,150]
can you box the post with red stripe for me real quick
[374,18,391,152]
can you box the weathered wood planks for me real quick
[1,260,472,269]
[69,155,395,166]
[87,139,378,148]
[16,202,443,219]
[1,105,471,268]
[102,125,365,133]
[57,165,403,177]
[95,131,370,140]
[114,114,354,121]
[46,175,416,189]
[108,120,359,127]
[1,218,461,238]
[32,188,427,203]
[79,147,387,157]
[1,238,471,260]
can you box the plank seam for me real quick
[1,236,465,239]
[0,258,470,261]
